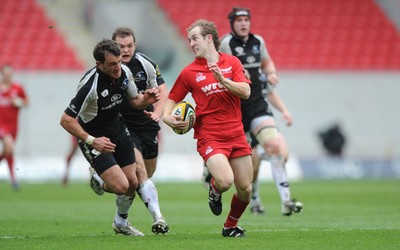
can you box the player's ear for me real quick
[206,34,213,43]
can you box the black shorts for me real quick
[78,121,135,175]
[249,133,259,148]
[241,98,273,133]
[128,129,159,160]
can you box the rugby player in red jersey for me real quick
[163,19,252,237]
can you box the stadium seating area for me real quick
[157,0,400,70]
[0,0,84,70]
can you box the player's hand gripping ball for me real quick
[171,101,196,135]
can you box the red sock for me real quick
[224,194,249,228]
[66,154,73,166]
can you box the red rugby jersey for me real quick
[0,83,27,134]
[169,53,251,140]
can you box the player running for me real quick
[60,39,159,236]
[0,64,29,191]
[219,7,303,216]
[163,19,253,237]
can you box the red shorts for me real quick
[196,133,251,162]
[0,127,17,140]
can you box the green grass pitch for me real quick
[0,179,399,249]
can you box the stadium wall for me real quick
[0,71,398,182]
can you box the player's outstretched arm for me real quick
[266,91,293,126]
[129,87,160,110]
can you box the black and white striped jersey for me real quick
[220,33,272,104]
[120,52,165,131]
[64,65,138,136]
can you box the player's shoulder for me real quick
[135,52,157,68]
[220,33,234,43]
[220,33,234,49]
[121,64,134,78]
[121,64,130,73]
[253,33,266,44]
[10,82,24,89]
[220,52,241,64]
[80,67,97,82]
[182,59,201,71]
[77,67,100,92]
[179,64,193,78]
[135,52,155,63]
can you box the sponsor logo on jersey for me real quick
[201,82,228,96]
[220,66,232,74]
[111,94,122,102]
[196,73,206,82]
[135,71,146,82]
[91,149,101,158]
[68,104,78,114]
[155,65,161,76]
[243,62,262,68]
[101,89,109,97]
[120,78,130,91]
[234,46,245,56]
[101,94,123,110]
[205,146,213,155]
[246,56,256,64]
[251,45,260,55]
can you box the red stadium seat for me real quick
[156,0,400,70]
[0,0,84,71]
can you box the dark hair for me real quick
[93,39,121,63]
[227,7,251,34]
[228,7,251,24]
[187,19,221,51]
[112,27,136,43]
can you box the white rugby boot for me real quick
[282,199,303,216]
[112,221,145,236]
[152,217,169,235]
[89,167,104,196]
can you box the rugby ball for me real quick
[171,101,196,135]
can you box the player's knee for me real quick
[2,141,15,156]
[213,176,233,192]
[112,185,128,195]
[256,127,278,144]
[127,177,139,191]
[236,182,252,201]
[244,182,252,195]
[256,127,280,152]
[2,148,13,157]
[109,179,130,195]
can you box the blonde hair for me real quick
[187,19,221,51]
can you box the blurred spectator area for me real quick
[157,0,400,70]
[0,0,84,71]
